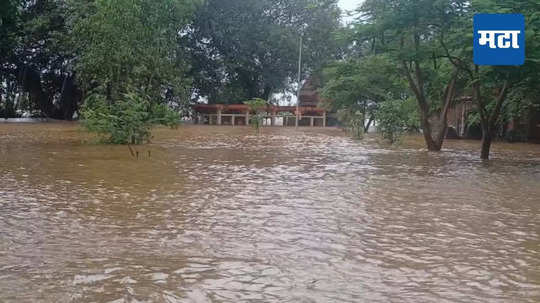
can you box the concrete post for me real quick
[310,117,314,127]
[231,115,235,126]
[323,111,327,128]
[217,109,222,125]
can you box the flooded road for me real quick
[1,123,540,302]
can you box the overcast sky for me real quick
[339,0,361,11]
[338,0,362,23]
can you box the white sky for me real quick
[338,0,363,23]
[339,0,362,11]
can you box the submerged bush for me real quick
[81,91,180,144]
[245,98,267,133]
[337,109,365,139]
[375,99,408,144]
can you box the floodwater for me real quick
[1,123,540,303]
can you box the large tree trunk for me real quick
[419,117,441,151]
[426,115,448,150]
[480,130,492,160]
[364,116,374,133]
[58,75,81,120]
[472,70,509,160]
[401,60,457,151]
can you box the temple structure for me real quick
[192,104,326,127]
[192,77,328,127]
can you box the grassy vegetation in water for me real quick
[81,90,180,144]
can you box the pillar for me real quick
[323,111,327,128]
[310,117,314,127]
[231,115,235,126]
[217,109,222,125]
[245,111,250,126]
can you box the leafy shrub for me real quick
[375,99,408,144]
[401,97,421,132]
[81,90,180,144]
[245,98,267,133]
[337,109,364,139]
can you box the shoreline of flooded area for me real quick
[1,123,540,302]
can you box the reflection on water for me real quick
[1,123,540,302]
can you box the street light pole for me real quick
[295,35,302,128]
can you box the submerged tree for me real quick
[376,99,413,144]
[81,89,180,144]
[439,0,540,159]
[336,109,365,139]
[355,0,468,151]
[245,98,268,134]
[72,0,198,143]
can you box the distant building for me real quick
[298,77,324,107]
[192,76,331,127]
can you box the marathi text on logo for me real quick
[477,30,521,49]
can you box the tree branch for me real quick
[489,79,509,129]
[439,31,473,77]
[441,69,459,121]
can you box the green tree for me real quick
[0,0,18,66]
[72,0,196,104]
[321,55,408,134]
[354,0,466,151]
[187,0,343,104]
[336,109,365,139]
[81,88,180,144]
[376,99,409,144]
[72,0,197,143]
[245,98,267,133]
[440,0,540,159]
[0,0,19,118]
[1,0,81,119]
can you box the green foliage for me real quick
[245,98,267,133]
[337,109,365,139]
[0,0,18,60]
[1,0,78,119]
[375,99,409,144]
[71,0,194,143]
[72,0,196,104]
[401,97,421,132]
[321,55,407,130]
[81,89,180,144]
[187,0,343,103]
[343,0,468,151]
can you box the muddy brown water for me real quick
[1,123,540,302]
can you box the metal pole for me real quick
[296,35,302,128]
